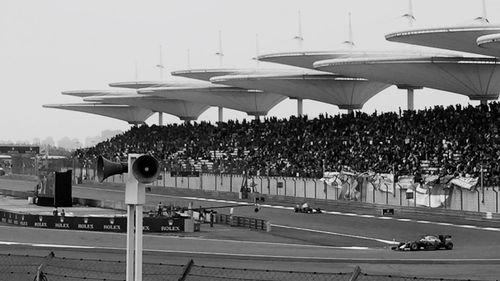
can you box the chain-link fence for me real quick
[0,252,494,281]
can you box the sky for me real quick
[1,0,499,145]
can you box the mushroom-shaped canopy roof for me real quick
[477,33,500,51]
[171,68,300,82]
[109,81,169,89]
[257,50,456,70]
[171,69,248,82]
[386,25,500,57]
[42,103,154,124]
[84,95,209,121]
[314,56,500,101]
[140,84,286,116]
[210,73,390,110]
[62,90,135,97]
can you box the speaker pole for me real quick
[135,204,143,281]
[125,154,146,281]
[126,204,135,281]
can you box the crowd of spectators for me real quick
[74,102,500,186]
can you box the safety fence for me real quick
[76,167,500,215]
[217,213,269,231]
[0,252,493,281]
[7,162,500,214]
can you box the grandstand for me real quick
[74,102,500,187]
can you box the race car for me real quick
[294,203,322,214]
[392,234,453,251]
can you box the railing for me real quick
[0,252,491,281]
[7,160,500,214]
[217,213,268,231]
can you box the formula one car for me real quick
[294,203,322,214]
[392,235,453,251]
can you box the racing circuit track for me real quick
[1,178,500,280]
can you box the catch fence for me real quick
[0,252,493,281]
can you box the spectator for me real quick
[73,102,500,187]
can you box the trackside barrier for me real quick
[8,167,500,216]
[217,213,268,231]
[4,174,500,224]
[0,209,189,232]
[0,253,492,281]
[66,179,500,223]
[25,163,500,214]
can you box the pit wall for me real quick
[73,168,500,214]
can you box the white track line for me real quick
[0,240,368,251]
[77,186,500,232]
[272,224,397,245]
[0,225,368,249]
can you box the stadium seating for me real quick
[74,102,500,187]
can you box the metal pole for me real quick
[494,187,499,213]
[429,189,431,208]
[477,189,481,212]
[481,164,484,203]
[294,179,297,197]
[324,181,327,201]
[303,179,306,198]
[400,188,402,206]
[126,204,135,281]
[260,177,263,193]
[314,179,317,200]
[135,205,143,281]
[284,178,287,197]
[460,189,463,210]
[373,184,375,203]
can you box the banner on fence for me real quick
[449,176,479,190]
[369,173,395,194]
[0,210,188,232]
[321,171,361,200]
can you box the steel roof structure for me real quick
[140,84,286,118]
[84,94,209,122]
[314,56,500,103]
[109,81,168,89]
[386,25,500,58]
[42,103,154,125]
[62,90,135,98]
[256,50,456,70]
[171,68,311,81]
[210,73,390,112]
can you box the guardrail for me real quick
[217,213,269,231]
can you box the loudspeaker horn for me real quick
[97,156,128,183]
[132,154,160,184]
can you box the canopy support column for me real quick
[397,85,423,111]
[297,98,303,117]
[158,112,163,126]
[407,89,414,111]
[218,106,223,122]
